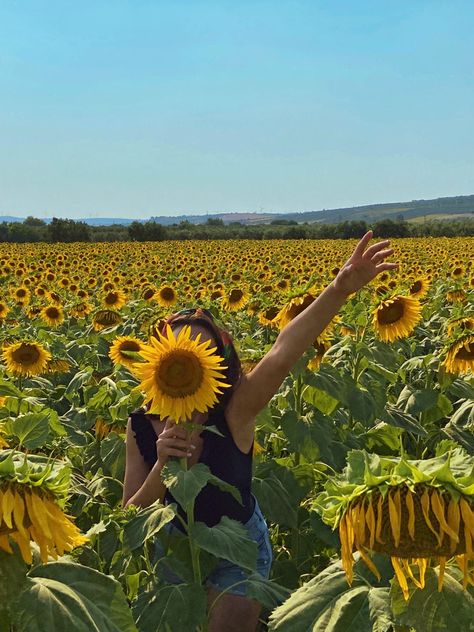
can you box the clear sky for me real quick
[1,0,473,219]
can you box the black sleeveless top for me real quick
[129,407,255,531]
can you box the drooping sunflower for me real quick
[92,309,123,331]
[446,316,474,337]
[102,289,127,310]
[40,304,65,327]
[446,289,466,303]
[315,449,474,600]
[372,295,422,342]
[70,301,93,319]
[109,336,144,370]
[258,306,281,328]
[307,336,332,371]
[130,324,230,422]
[0,453,88,564]
[2,341,51,376]
[155,285,178,308]
[221,288,249,312]
[441,334,474,376]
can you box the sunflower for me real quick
[109,336,144,369]
[92,310,122,331]
[408,276,430,299]
[70,301,93,319]
[130,324,230,422]
[316,449,474,600]
[102,289,127,310]
[446,289,466,303]
[41,304,65,327]
[307,336,331,371]
[10,286,30,305]
[0,482,88,564]
[155,286,178,308]
[441,334,474,376]
[277,292,316,330]
[2,341,51,377]
[93,417,115,440]
[221,288,249,312]
[446,316,474,337]
[258,306,280,327]
[44,359,71,374]
[372,295,422,342]
[0,303,10,319]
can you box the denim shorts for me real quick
[153,494,273,596]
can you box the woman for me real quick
[122,230,397,632]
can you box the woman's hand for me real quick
[331,230,398,296]
[156,419,196,467]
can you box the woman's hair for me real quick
[145,309,242,417]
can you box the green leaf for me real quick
[0,379,23,397]
[14,562,138,632]
[191,516,257,571]
[253,474,298,528]
[346,387,376,426]
[405,388,438,415]
[134,583,207,632]
[368,587,393,632]
[303,385,339,415]
[3,413,50,449]
[391,567,474,632]
[379,405,428,436]
[123,501,176,552]
[0,547,28,607]
[268,560,373,632]
[161,461,241,509]
[244,573,290,610]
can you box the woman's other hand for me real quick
[156,419,195,467]
[331,230,398,296]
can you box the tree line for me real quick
[0,215,473,243]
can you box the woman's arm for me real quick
[226,231,397,435]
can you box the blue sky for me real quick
[0,0,473,219]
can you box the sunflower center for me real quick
[105,292,118,304]
[46,307,60,318]
[456,342,474,360]
[377,300,404,325]
[119,340,141,353]
[229,289,243,303]
[156,350,203,397]
[160,287,175,301]
[410,281,422,293]
[11,344,41,366]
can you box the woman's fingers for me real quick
[371,248,394,263]
[362,239,391,260]
[352,231,374,258]
[375,262,398,272]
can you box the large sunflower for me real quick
[130,325,230,422]
[372,295,422,342]
[2,341,51,377]
[441,334,474,376]
[109,336,144,369]
[316,449,474,600]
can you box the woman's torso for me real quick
[129,408,255,530]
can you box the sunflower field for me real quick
[0,236,473,632]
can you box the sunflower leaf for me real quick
[191,517,258,570]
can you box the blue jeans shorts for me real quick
[153,494,273,596]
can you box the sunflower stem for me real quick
[180,448,203,589]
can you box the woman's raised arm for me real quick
[226,231,398,432]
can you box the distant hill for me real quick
[1,194,474,226]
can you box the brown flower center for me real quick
[377,300,404,325]
[11,344,41,366]
[156,350,203,397]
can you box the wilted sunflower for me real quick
[155,285,178,308]
[44,359,71,374]
[446,289,466,303]
[70,301,93,319]
[94,417,115,440]
[221,288,249,312]
[109,336,144,369]
[372,295,422,342]
[130,324,230,422]
[92,310,123,331]
[441,334,474,376]
[446,316,474,337]
[2,341,51,376]
[40,304,64,327]
[316,449,474,600]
